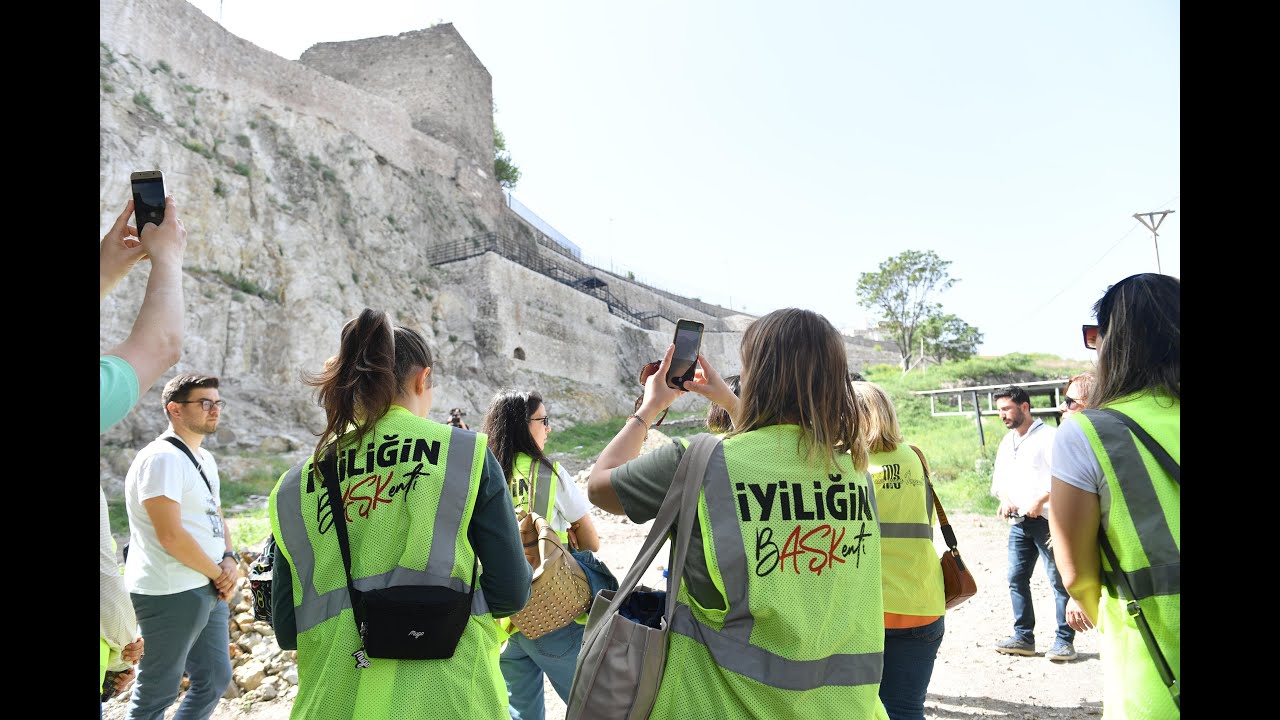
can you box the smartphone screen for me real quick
[131,171,166,231]
[666,319,705,389]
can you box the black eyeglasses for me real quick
[1082,324,1100,350]
[1062,397,1081,410]
[528,415,550,428]
[176,399,226,412]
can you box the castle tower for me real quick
[300,24,495,169]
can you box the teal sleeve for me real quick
[100,355,139,434]
[468,448,532,618]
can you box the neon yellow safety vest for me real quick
[649,427,890,719]
[1073,394,1179,720]
[269,406,505,720]
[510,453,566,544]
[869,445,945,618]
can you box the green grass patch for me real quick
[181,138,214,159]
[107,494,129,537]
[544,416,632,460]
[133,91,157,115]
[229,508,273,551]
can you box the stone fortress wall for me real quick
[98,0,901,488]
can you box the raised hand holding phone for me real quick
[666,319,705,389]
[130,170,167,231]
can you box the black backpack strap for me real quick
[164,435,213,494]
[1098,530,1179,708]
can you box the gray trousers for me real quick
[126,585,232,720]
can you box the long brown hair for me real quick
[480,390,547,484]
[729,308,868,473]
[303,308,434,462]
[1090,273,1179,408]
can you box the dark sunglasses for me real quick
[634,360,669,426]
[528,415,550,428]
[1062,396,1081,410]
[1082,324,1100,350]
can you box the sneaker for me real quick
[1046,641,1077,662]
[994,636,1036,656]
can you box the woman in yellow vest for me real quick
[852,380,946,720]
[268,308,531,719]
[480,390,600,720]
[1049,274,1180,718]
[589,308,890,719]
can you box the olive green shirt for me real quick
[609,437,725,610]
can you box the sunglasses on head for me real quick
[1082,324,1100,350]
[634,360,669,426]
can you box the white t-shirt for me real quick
[990,419,1057,513]
[1050,418,1111,518]
[549,462,591,533]
[123,433,225,595]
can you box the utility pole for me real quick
[1133,210,1174,274]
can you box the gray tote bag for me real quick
[565,433,720,720]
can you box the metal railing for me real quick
[427,232,674,330]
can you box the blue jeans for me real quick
[127,585,232,720]
[501,621,586,720]
[880,616,945,720]
[1007,516,1074,645]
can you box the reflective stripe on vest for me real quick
[1082,409,1180,599]
[512,455,556,520]
[878,469,933,539]
[669,441,884,689]
[275,427,488,635]
[529,457,556,520]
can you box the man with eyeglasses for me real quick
[122,373,236,720]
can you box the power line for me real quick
[1016,192,1180,324]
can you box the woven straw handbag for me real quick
[510,511,592,640]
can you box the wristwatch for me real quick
[221,551,238,562]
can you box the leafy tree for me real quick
[855,250,957,370]
[920,312,984,365]
[494,126,521,189]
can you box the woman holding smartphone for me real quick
[481,390,600,720]
[588,308,890,719]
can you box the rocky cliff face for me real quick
[98,0,900,492]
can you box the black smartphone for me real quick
[130,170,167,232]
[666,319,705,389]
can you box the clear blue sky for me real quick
[186,0,1179,362]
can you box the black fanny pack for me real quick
[357,582,474,660]
[318,450,477,665]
